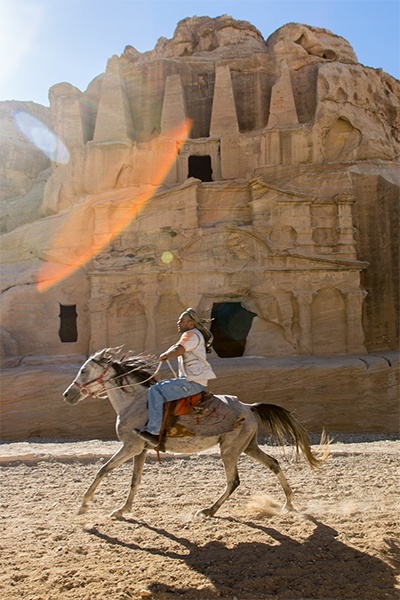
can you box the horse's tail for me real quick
[250,403,330,469]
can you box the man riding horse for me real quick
[134,308,216,447]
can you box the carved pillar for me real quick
[267,60,298,128]
[161,74,187,134]
[263,129,281,166]
[140,295,159,352]
[93,55,135,142]
[343,290,367,353]
[210,65,239,136]
[336,195,357,259]
[294,202,314,253]
[89,296,111,352]
[294,291,315,354]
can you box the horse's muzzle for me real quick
[63,385,81,405]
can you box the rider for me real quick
[135,308,216,447]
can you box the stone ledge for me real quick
[0,352,398,440]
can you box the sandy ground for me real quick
[0,436,399,600]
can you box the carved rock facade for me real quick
[0,17,399,437]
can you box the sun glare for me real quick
[0,1,43,94]
[37,119,192,292]
[14,110,70,163]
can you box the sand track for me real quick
[0,438,398,599]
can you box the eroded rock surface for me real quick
[1,16,398,438]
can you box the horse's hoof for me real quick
[195,508,214,518]
[78,505,88,515]
[110,508,126,519]
[284,502,297,513]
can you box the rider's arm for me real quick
[159,344,185,361]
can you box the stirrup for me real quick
[134,429,158,447]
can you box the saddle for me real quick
[173,391,208,416]
[155,391,245,457]
[156,391,213,451]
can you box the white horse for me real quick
[63,347,328,518]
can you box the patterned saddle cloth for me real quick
[163,391,246,438]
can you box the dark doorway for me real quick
[59,304,78,342]
[188,155,213,181]
[211,302,256,358]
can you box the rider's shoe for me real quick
[134,429,159,447]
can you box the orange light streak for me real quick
[37,119,191,292]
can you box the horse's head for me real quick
[63,347,124,404]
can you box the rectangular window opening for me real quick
[59,304,78,343]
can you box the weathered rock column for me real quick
[336,194,357,258]
[49,82,85,146]
[263,129,281,166]
[44,82,86,211]
[210,65,239,136]
[294,291,315,354]
[85,55,134,194]
[267,60,298,128]
[140,294,159,352]
[89,297,111,352]
[161,74,187,133]
[159,74,188,185]
[93,55,135,142]
[344,290,367,353]
[293,202,314,253]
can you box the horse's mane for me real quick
[96,349,158,389]
[113,360,158,388]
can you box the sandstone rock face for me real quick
[0,16,398,438]
[0,102,52,231]
[0,352,398,440]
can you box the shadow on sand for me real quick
[86,514,398,599]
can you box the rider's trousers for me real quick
[144,377,205,434]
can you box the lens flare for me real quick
[14,110,69,164]
[161,251,174,264]
[37,119,191,292]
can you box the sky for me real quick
[0,0,399,107]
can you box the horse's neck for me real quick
[105,382,147,417]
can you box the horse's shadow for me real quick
[86,514,398,598]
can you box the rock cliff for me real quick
[0,16,398,438]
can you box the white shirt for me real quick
[177,328,216,386]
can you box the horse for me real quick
[63,347,329,519]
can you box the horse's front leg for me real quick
[78,445,139,514]
[109,449,148,519]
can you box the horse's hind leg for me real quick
[109,449,147,519]
[195,432,252,518]
[196,450,240,518]
[78,445,137,514]
[244,438,295,511]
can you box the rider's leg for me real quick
[145,381,168,434]
[145,378,204,434]
[135,378,205,447]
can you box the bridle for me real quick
[77,365,111,398]
[74,358,172,399]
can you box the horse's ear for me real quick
[104,345,125,361]
[111,345,125,357]
[94,348,107,360]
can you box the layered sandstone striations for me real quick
[0,16,399,439]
